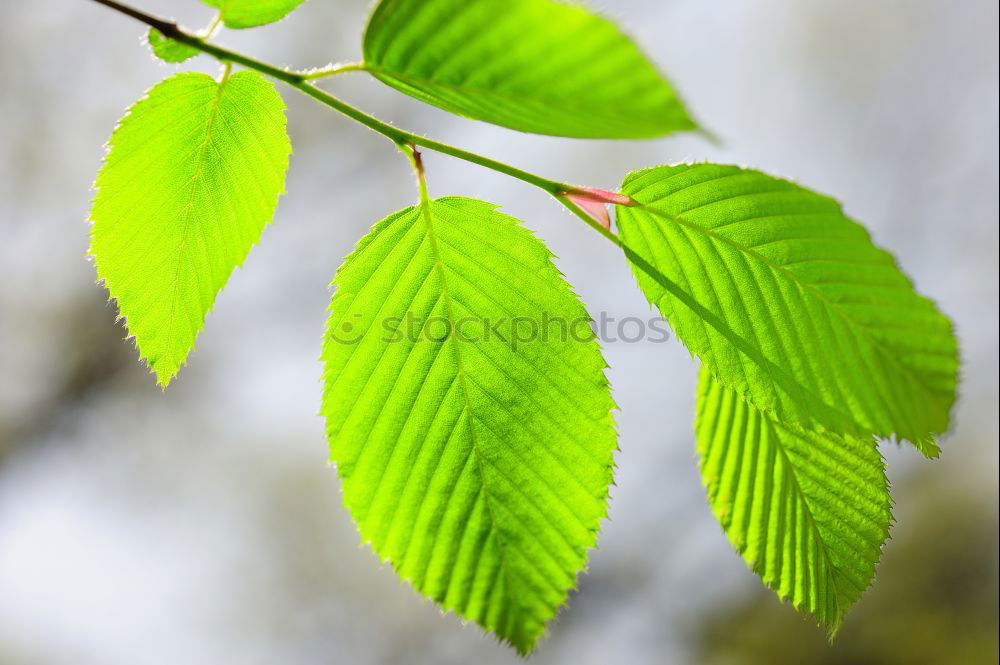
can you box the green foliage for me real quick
[617,163,958,453]
[696,367,891,631]
[83,0,962,653]
[146,28,199,63]
[202,0,306,29]
[694,474,998,665]
[320,197,617,653]
[89,71,291,386]
[362,0,696,138]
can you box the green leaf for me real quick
[362,0,696,139]
[202,0,307,29]
[696,367,891,632]
[89,71,291,386]
[321,197,617,654]
[617,163,957,453]
[146,28,200,63]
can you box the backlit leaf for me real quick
[362,0,696,138]
[696,367,891,631]
[321,197,617,653]
[90,71,291,385]
[202,0,307,29]
[617,163,958,453]
[146,27,199,63]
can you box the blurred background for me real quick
[0,1,996,663]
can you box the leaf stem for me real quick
[284,78,568,195]
[399,143,430,203]
[203,12,223,38]
[300,62,368,80]
[88,0,624,240]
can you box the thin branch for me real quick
[90,0,175,34]
[87,0,625,234]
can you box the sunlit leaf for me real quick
[322,197,617,653]
[202,0,307,29]
[362,0,696,138]
[618,163,958,453]
[90,72,291,385]
[696,367,891,631]
[146,27,199,63]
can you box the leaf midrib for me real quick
[161,74,231,382]
[365,66,668,127]
[637,203,942,434]
[416,198,522,641]
[764,416,845,623]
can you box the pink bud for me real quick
[563,187,635,230]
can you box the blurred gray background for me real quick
[0,1,996,664]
